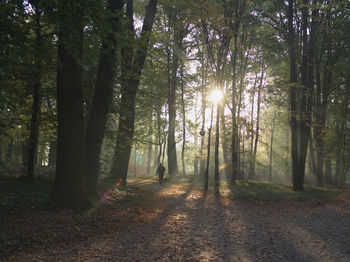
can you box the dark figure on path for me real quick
[156,163,166,185]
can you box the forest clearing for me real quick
[1,0,349,261]
[1,177,350,261]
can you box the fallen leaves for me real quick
[1,180,350,261]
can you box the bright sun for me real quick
[209,89,224,104]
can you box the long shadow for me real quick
[5,177,194,261]
[76,181,198,261]
[236,202,315,261]
[282,202,350,260]
[183,181,316,261]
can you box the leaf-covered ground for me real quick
[1,178,350,261]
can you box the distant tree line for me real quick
[0,0,349,208]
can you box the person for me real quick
[156,163,166,185]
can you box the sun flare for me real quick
[209,89,224,104]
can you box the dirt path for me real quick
[3,179,350,262]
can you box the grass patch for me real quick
[0,179,52,215]
[221,181,342,201]
[152,174,342,201]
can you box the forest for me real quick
[1,0,350,261]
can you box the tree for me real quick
[25,2,43,180]
[111,0,158,185]
[51,0,90,209]
[84,0,125,197]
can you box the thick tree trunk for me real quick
[231,44,239,185]
[51,1,90,209]
[6,139,13,162]
[219,98,231,180]
[146,115,153,174]
[167,25,185,177]
[111,87,138,184]
[26,8,42,180]
[214,103,220,188]
[335,124,344,187]
[155,104,162,167]
[251,69,264,179]
[133,148,137,178]
[294,0,312,190]
[162,134,166,164]
[309,137,317,181]
[167,64,178,176]
[204,104,214,190]
[325,158,332,184]
[193,99,199,175]
[288,0,305,191]
[199,71,207,176]
[180,66,186,175]
[249,73,258,179]
[314,61,326,185]
[269,111,276,182]
[84,0,125,196]
[48,139,56,167]
[111,0,158,185]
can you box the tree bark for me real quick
[269,111,276,182]
[180,65,186,175]
[155,103,162,167]
[48,139,56,167]
[204,104,214,190]
[249,73,258,178]
[214,102,220,188]
[251,68,264,180]
[146,113,153,174]
[51,0,90,209]
[288,0,305,191]
[84,0,124,196]
[193,98,199,175]
[26,5,42,180]
[167,22,185,177]
[199,64,207,176]
[111,0,158,185]
[6,138,13,162]
[219,100,231,179]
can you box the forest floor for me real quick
[1,176,350,262]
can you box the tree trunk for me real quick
[133,148,137,178]
[219,95,231,180]
[309,136,317,181]
[146,115,153,174]
[204,104,214,190]
[51,1,90,209]
[26,6,43,180]
[6,139,13,162]
[167,54,178,176]
[155,104,162,167]
[295,0,312,191]
[325,158,332,184]
[162,134,166,164]
[84,0,125,196]
[48,139,56,167]
[111,0,158,185]
[335,127,343,187]
[230,43,238,185]
[288,0,305,191]
[167,23,185,177]
[193,98,199,175]
[269,111,276,182]
[249,72,258,179]
[214,103,220,188]
[251,69,264,179]
[180,65,186,175]
[199,66,207,176]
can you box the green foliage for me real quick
[224,181,342,201]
